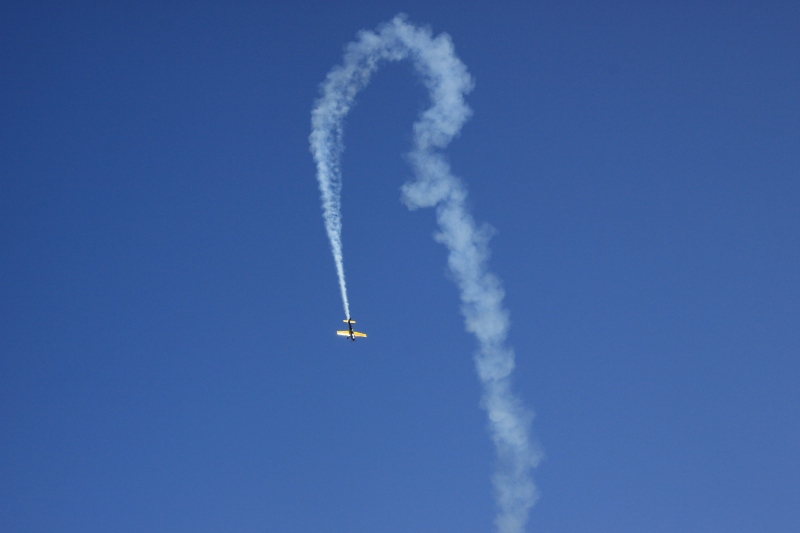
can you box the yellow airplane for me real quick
[337,318,367,341]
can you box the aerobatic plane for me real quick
[337,318,367,341]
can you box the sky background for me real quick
[1,2,799,532]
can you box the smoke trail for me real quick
[311,107,350,319]
[310,15,541,532]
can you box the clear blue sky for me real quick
[2,2,798,532]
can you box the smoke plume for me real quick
[310,15,541,532]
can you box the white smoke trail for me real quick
[310,15,541,532]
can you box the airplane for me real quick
[336,318,367,341]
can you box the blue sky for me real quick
[2,2,799,532]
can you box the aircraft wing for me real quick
[336,330,351,336]
[352,331,367,338]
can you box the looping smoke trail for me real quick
[310,15,541,532]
